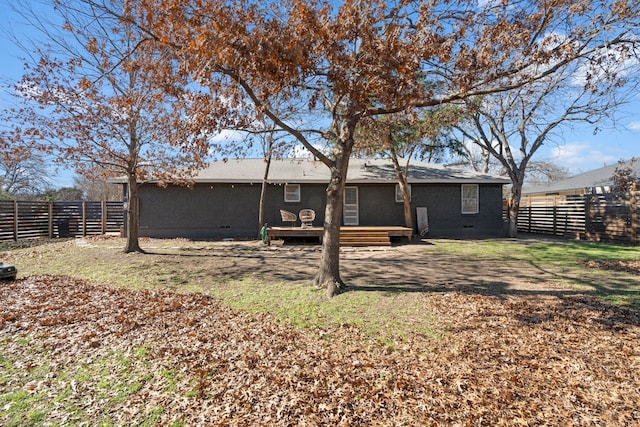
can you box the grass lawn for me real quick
[1,236,639,425]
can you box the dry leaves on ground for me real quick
[580,259,640,275]
[1,275,639,426]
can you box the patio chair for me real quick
[299,209,315,228]
[280,209,297,226]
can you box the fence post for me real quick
[552,196,557,236]
[82,201,87,237]
[584,194,592,240]
[12,200,18,241]
[101,201,107,234]
[527,196,532,233]
[48,202,53,239]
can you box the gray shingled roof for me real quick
[524,160,640,195]
[191,158,510,184]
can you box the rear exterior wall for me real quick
[355,183,505,237]
[137,183,326,239]
[136,182,505,239]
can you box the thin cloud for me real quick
[572,40,640,87]
[628,121,640,132]
[550,142,616,168]
[207,129,247,144]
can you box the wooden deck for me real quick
[266,226,413,247]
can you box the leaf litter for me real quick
[580,259,640,275]
[1,275,639,426]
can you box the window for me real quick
[284,184,300,203]
[461,184,479,214]
[395,184,411,203]
[344,186,359,225]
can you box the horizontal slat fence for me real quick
[585,192,639,244]
[0,200,123,241]
[516,195,586,238]
[514,191,640,244]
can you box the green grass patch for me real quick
[427,238,639,265]
[4,239,441,341]
[211,277,438,343]
[0,338,170,427]
[525,241,640,263]
[423,238,640,308]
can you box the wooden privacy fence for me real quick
[514,192,640,244]
[0,200,124,241]
[514,195,586,238]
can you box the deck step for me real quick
[339,229,391,247]
[266,226,412,247]
[341,241,391,247]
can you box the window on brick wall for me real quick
[284,184,301,202]
[395,184,411,203]
[461,184,479,214]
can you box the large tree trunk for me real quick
[313,154,351,298]
[390,154,413,230]
[402,188,412,230]
[124,175,144,253]
[508,178,524,238]
[258,153,272,230]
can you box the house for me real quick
[134,158,509,240]
[524,160,640,197]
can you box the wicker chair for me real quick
[280,209,297,226]
[299,209,316,228]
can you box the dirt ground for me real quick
[75,235,634,299]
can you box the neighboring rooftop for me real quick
[188,158,510,185]
[524,160,640,195]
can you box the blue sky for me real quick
[1,3,639,188]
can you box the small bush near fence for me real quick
[0,200,124,241]
[513,192,640,244]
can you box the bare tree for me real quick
[0,145,52,198]
[356,108,464,230]
[525,161,570,187]
[2,0,221,252]
[256,128,290,230]
[74,176,121,201]
[452,140,500,175]
[451,46,640,237]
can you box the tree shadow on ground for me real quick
[343,254,639,297]
[141,240,639,328]
[340,250,640,329]
[144,242,640,300]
